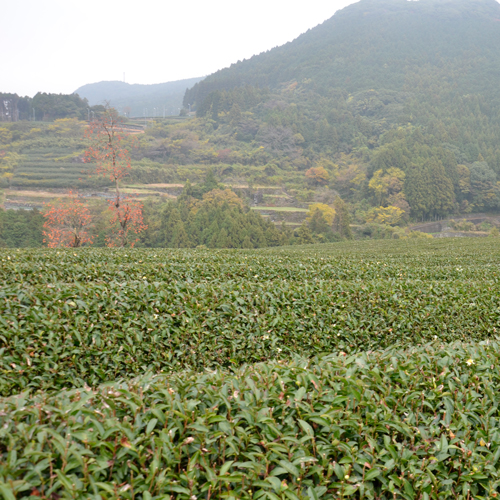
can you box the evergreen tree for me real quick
[469,161,500,209]
[171,221,191,248]
[206,220,220,248]
[404,163,430,220]
[214,228,230,248]
[279,222,293,246]
[242,235,253,248]
[333,197,353,239]
[251,227,267,248]
[0,208,44,248]
[295,223,314,245]
[427,158,456,217]
[405,159,455,219]
[164,208,182,246]
[309,209,330,234]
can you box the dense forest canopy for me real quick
[184,0,500,171]
[178,0,500,219]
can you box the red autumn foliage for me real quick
[106,196,147,248]
[42,107,146,249]
[42,192,93,248]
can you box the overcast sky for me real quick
[2,0,358,97]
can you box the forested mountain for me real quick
[75,77,203,117]
[3,0,500,240]
[185,0,500,104]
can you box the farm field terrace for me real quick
[1,238,500,499]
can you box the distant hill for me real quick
[75,77,203,117]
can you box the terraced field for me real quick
[1,238,499,498]
[9,139,94,189]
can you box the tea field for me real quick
[1,238,500,499]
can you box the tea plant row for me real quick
[0,341,499,499]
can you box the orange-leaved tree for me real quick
[105,196,147,248]
[84,107,146,247]
[42,191,93,248]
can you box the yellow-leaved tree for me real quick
[306,203,336,225]
[0,152,22,188]
[368,167,406,206]
[366,206,404,226]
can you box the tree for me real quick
[295,223,314,244]
[0,208,44,248]
[0,151,22,188]
[242,235,253,248]
[305,166,330,185]
[306,203,336,225]
[85,107,131,193]
[171,220,191,248]
[84,107,146,246]
[42,192,93,248]
[308,209,331,235]
[404,159,455,219]
[333,197,353,239]
[201,188,244,210]
[0,128,13,144]
[366,206,404,226]
[469,161,500,210]
[259,125,296,155]
[368,168,405,206]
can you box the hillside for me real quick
[183,0,500,172]
[174,0,500,221]
[75,77,203,117]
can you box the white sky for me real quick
[1,0,358,97]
